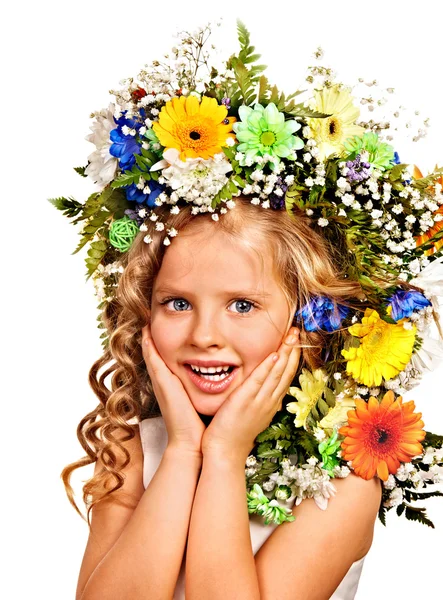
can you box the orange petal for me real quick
[368,396,380,415]
[376,460,389,481]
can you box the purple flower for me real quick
[270,177,288,210]
[387,289,431,321]
[296,296,350,332]
[221,97,231,108]
[124,206,145,226]
[345,154,371,183]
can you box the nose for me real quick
[187,308,225,349]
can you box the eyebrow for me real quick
[155,286,272,298]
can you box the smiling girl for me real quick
[63,198,382,600]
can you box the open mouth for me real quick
[183,364,240,393]
[186,365,235,381]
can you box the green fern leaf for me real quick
[74,166,88,177]
[404,505,435,528]
[256,422,292,442]
[48,196,83,219]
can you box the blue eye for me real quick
[229,299,255,314]
[162,298,190,312]
[159,297,258,314]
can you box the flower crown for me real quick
[50,20,443,527]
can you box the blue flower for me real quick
[109,110,146,170]
[387,289,431,321]
[125,180,165,207]
[392,151,401,165]
[296,296,350,332]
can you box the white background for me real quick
[3,1,443,598]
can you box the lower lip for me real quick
[184,365,239,394]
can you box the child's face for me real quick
[150,224,294,415]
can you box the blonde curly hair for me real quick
[61,196,379,529]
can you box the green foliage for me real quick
[48,196,83,219]
[85,239,108,280]
[404,505,435,528]
[404,489,443,502]
[210,177,241,208]
[422,431,443,449]
[296,430,320,457]
[411,165,443,190]
[226,20,267,108]
[74,165,88,177]
[256,421,292,442]
[378,504,387,526]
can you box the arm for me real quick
[185,453,381,600]
[185,452,260,600]
[79,444,202,600]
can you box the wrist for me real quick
[165,444,203,469]
[202,448,248,471]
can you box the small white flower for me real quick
[143,234,153,244]
[318,217,329,227]
[139,223,148,232]
[155,222,165,231]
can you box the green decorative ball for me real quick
[109,215,139,252]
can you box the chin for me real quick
[190,395,224,416]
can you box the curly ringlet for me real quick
[61,196,390,528]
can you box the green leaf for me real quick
[74,166,88,177]
[423,431,443,449]
[404,505,435,528]
[405,489,443,501]
[378,505,387,526]
[296,432,319,456]
[256,422,292,442]
[81,186,114,219]
[258,75,271,104]
[48,196,83,219]
[285,103,331,119]
[134,153,151,171]
[111,171,139,189]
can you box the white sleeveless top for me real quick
[138,416,366,599]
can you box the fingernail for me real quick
[285,334,296,344]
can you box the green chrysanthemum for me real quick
[343,132,395,171]
[233,102,304,168]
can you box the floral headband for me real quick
[50,20,443,527]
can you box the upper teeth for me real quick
[190,365,232,373]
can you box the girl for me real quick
[63,197,382,600]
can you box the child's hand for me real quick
[141,323,206,458]
[201,328,301,464]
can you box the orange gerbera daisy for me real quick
[152,95,236,161]
[339,391,426,481]
[413,165,443,255]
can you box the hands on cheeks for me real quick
[201,327,301,464]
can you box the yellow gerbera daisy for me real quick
[152,95,236,161]
[308,84,365,161]
[341,308,416,387]
[286,368,328,429]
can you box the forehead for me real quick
[154,226,279,296]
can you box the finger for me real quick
[273,344,301,405]
[229,350,279,406]
[255,329,300,403]
[232,329,296,406]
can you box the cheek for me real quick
[240,327,282,374]
[150,319,180,363]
